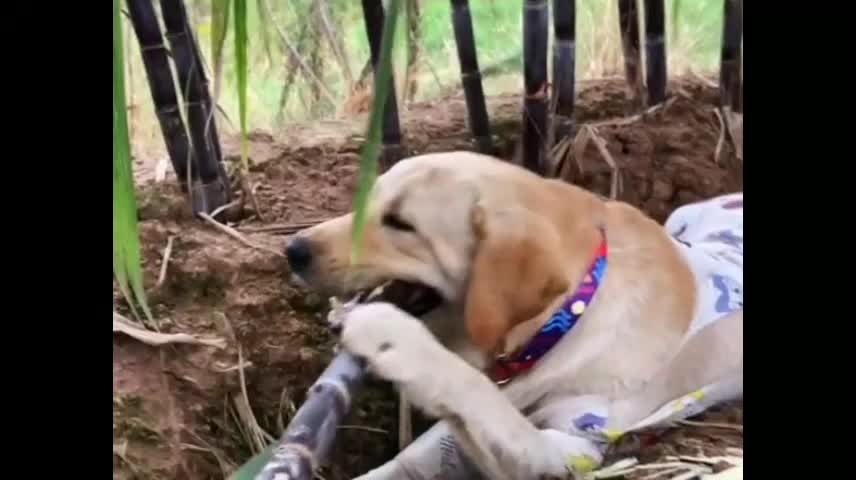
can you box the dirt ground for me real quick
[113,77,743,479]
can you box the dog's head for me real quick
[286,152,603,356]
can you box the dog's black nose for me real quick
[285,237,313,272]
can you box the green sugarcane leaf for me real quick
[212,0,231,97]
[114,0,152,322]
[234,0,249,173]
[227,444,274,480]
[256,0,276,67]
[351,0,402,262]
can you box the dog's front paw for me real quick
[339,303,436,383]
[339,302,462,419]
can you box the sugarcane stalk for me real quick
[160,0,232,215]
[643,0,667,105]
[720,0,742,111]
[551,0,576,142]
[361,0,405,171]
[126,0,192,189]
[255,351,367,480]
[617,0,643,102]
[450,0,493,155]
[522,0,549,175]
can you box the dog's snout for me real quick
[285,236,313,272]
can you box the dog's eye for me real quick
[382,213,416,232]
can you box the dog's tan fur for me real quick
[289,152,741,479]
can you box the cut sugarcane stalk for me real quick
[450,0,493,154]
[256,284,394,479]
[160,0,232,215]
[643,0,667,105]
[254,351,367,480]
[522,0,549,175]
[126,0,192,189]
[720,0,743,111]
[361,0,405,171]
[552,0,577,141]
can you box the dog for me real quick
[286,151,743,479]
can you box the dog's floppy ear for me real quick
[464,205,575,354]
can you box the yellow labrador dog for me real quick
[286,152,743,479]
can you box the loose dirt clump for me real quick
[115,77,743,479]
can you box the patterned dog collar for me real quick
[487,238,608,385]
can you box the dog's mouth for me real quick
[351,279,444,317]
[328,279,444,334]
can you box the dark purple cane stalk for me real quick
[643,0,667,105]
[522,0,549,175]
[126,0,192,190]
[255,351,367,480]
[160,0,231,215]
[361,0,405,171]
[552,0,576,141]
[720,0,743,111]
[618,0,643,101]
[450,0,494,154]
[254,280,442,479]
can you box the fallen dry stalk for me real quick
[713,108,726,165]
[713,107,743,164]
[221,313,275,455]
[676,419,744,432]
[210,199,242,220]
[552,100,677,184]
[113,312,226,349]
[590,451,743,480]
[588,97,676,129]
[238,219,327,235]
[197,212,285,258]
[157,235,175,288]
[573,125,623,199]
[241,176,268,223]
[724,109,743,161]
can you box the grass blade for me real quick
[351,0,402,261]
[255,0,276,69]
[114,0,152,321]
[233,0,249,173]
[671,0,682,42]
[211,0,231,102]
[227,444,274,480]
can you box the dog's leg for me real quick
[607,308,743,430]
[355,420,486,480]
[342,303,602,480]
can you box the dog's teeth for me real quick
[366,284,387,301]
[344,295,360,306]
